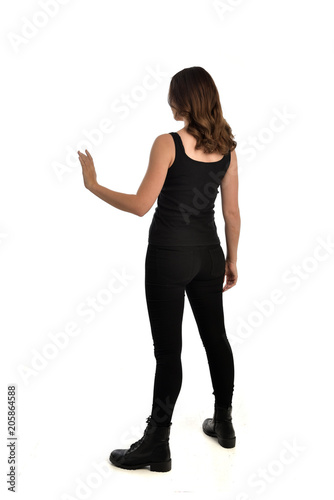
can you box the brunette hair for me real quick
[168,66,237,155]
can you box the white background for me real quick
[1,0,333,497]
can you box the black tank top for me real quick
[148,132,231,246]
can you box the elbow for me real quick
[135,197,146,217]
[136,200,152,217]
[223,208,240,220]
[223,209,241,223]
[136,205,147,217]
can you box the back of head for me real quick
[168,66,237,155]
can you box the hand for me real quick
[223,260,238,292]
[78,149,98,191]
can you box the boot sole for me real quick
[109,456,172,472]
[203,427,236,448]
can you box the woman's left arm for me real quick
[78,134,172,217]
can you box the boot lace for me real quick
[127,416,152,453]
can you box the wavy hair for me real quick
[168,66,237,155]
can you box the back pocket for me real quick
[156,246,193,284]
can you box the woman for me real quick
[78,66,240,473]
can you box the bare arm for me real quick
[88,185,140,215]
[221,148,241,265]
[87,134,173,216]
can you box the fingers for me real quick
[223,274,237,292]
[85,149,93,161]
[77,151,86,164]
[77,150,93,166]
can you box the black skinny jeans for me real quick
[145,243,234,426]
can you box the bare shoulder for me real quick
[228,148,238,170]
[221,147,238,197]
[150,133,175,168]
[222,148,238,180]
[153,133,173,145]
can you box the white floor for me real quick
[8,323,333,500]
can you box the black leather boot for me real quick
[202,405,236,448]
[109,416,172,472]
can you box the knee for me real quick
[154,348,181,363]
